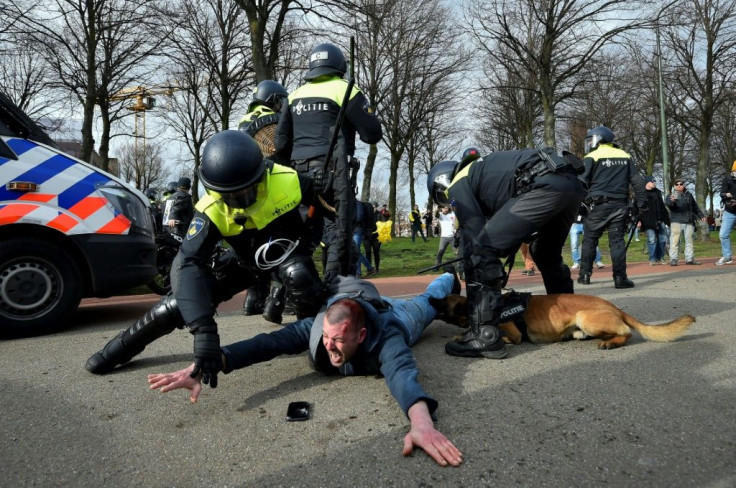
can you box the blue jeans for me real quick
[383,273,453,346]
[353,232,373,275]
[720,211,736,259]
[645,222,668,261]
[569,223,601,264]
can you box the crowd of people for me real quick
[84,38,736,467]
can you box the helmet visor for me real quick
[218,183,259,209]
[584,134,601,153]
[432,174,453,207]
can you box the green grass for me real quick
[124,229,731,294]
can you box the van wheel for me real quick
[0,238,83,337]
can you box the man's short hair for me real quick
[325,298,365,331]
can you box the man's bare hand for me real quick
[403,402,463,467]
[148,363,202,403]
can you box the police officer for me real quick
[238,79,290,320]
[427,148,584,359]
[163,177,194,238]
[238,79,288,161]
[275,42,382,283]
[143,188,163,234]
[577,126,646,288]
[85,131,325,385]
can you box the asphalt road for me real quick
[1,262,735,487]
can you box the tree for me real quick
[118,139,165,190]
[661,0,736,231]
[467,0,650,147]
[6,0,171,170]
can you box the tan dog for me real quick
[433,293,695,349]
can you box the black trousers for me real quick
[580,201,628,277]
[464,182,582,296]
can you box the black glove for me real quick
[189,318,223,388]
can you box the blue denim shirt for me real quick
[222,288,438,417]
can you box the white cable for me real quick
[254,238,300,270]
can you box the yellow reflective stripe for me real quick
[588,144,631,161]
[239,106,276,125]
[288,78,360,105]
[197,164,302,236]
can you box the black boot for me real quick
[242,285,265,316]
[262,281,286,325]
[577,273,591,285]
[85,295,183,374]
[443,265,462,295]
[445,282,507,359]
[614,275,635,289]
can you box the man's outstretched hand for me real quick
[148,363,202,403]
[403,401,463,467]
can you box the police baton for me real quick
[324,37,356,276]
[417,256,464,274]
[624,220,640,253]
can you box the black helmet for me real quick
[177,177,191,190]
[143,188,157,201]
[460,146,481,169]
[427,160,459,208]
[305,43,347,81]
[199,131,265,208]
[248,80,288,113]
[166,181,178,193]
[585,126,614,153]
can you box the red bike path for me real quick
[80,256,727,315]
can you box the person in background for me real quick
[637,176,670,266]
[569,203,605,270]
[354,200,378,278]
[423,208,434,238]
[435,206,457,268]
[163,177,194,238]
[665,179,706,266]
[363,202,383,274]
[715,161,736,265]
[519,243,536,276]
[409,204,428,242]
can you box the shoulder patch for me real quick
[362,101,376,115]
[186,217,206,240]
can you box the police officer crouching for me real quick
[85,131,325,384]
[428,148,584,359]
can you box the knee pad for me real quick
[279,255,325,317]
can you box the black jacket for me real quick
[638,187,670,230]
[665,190,705,224]
[720,175,736,215]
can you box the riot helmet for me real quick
[143,188,157,201]
[165,181,178,194]
[178,177,191,190]
[584,126,615,153]
[427,160,459,208]
[248,80,288,113]
[199,130,265,208]
[305,43,347,81]
[459,146,481,172]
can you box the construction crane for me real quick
[109,85,177,160]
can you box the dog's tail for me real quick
[622,313,696,342]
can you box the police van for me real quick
[0,92,157,336]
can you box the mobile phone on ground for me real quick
[286,401,310,421]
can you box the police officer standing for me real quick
[163,177,194,238]
[238,79,291,321]
[85,131,325,385]
[238,80,288,162]
[577,126,646,288]
[428,148,584,359]
[275,42,382,283]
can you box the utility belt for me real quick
[293,156,361,194]
[515,149,574,195]
[585,196,628,206]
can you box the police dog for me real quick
[433,293,695,349]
